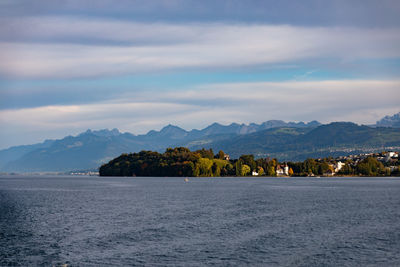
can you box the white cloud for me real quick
[1,17,400,78]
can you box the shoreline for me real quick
[1,174,399,178]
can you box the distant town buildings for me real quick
[337,151,398,163]
[269,151,399,177]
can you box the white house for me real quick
[276,164,289,176]
[334,161,345,173]
[284,165,289,176]
[385,151,398,162]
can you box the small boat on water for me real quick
[184,178,189,182]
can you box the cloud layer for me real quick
[1,17,400,78]
[2,0,400,27]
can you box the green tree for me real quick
[338,163,353,175]
[303,158,318,175]
[226,163,235,176]
[239,154,256,171]
[266,166,276,176]
[217,150,225,159]
[356,157,385,176]
[212,162,221,177]
[265,158,277,176]
[193,164,200,177]
[241,164,251,176]
[318,162,332,175]
[195,148,214,159]
[257,166,264,176]
[235,160,243,176]
[197,157,213,176]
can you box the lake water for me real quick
[1,176,400,266]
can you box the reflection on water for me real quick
[1,176,400,266]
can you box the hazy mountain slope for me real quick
[294,122,400,147]
[186,120,321,137]
[196,122,400,160]
[375,112,400,128]
[0,139,55,169]
[188,127,312,159]
[0,128,126,170]
[3,133,142,172]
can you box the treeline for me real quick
[99,147,275,177]
[99,147,398,177]
[287,157,393,176]
[336,157,393,176]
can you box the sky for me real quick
[0,0,400,149]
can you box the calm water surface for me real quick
[1,176,400,266]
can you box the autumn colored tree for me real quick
[241,164,251,176]
[195,148,214,159]
[197,157,213,176]
[257,166,264,176]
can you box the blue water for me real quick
[1,176,400,266]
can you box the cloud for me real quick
[1,17,400,78]
[1,79,399,148]
[2,0,400,27]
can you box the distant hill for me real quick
[197,122,400,160]
[0,139,55,170]
[1,118,399,172]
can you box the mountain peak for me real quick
[79,128,121,137]
[200,122,240,136]
[160,124,186,132]
[307,120,322,127]
[154,124,188,139]
[209,122,223,127]
[203,122,224,130]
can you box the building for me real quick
[284,165,289,176]
[385,151,399,162]
[276,164,289,176]
[334,161,345,173]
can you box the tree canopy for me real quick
[99,147,397,177]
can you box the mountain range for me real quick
[1,114,399,173]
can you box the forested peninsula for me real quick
[99,147,399,177]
